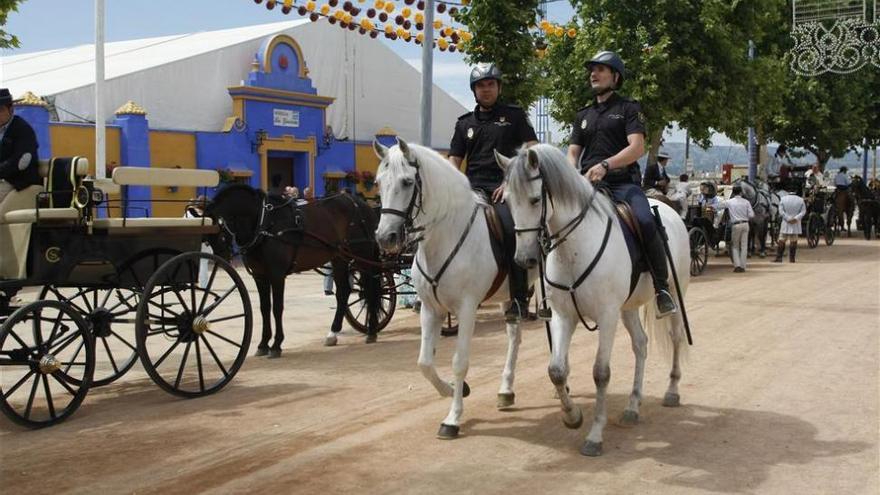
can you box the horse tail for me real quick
[642,218,690,365]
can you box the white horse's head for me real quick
[496,148,545,269]
[373,137,420,254]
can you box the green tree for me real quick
[1,0,25,49]
[544,0,784,158]
[453,0,545,108]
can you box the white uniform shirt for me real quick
[778,193,806,235]
[723,196,755,223]
[834,172,850,187]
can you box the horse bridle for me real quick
[379,157,425,241]
[513,169,591,255]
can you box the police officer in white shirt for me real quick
[723,185,755,272]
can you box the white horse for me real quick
[498,145,691,457]
[373,137,536,439]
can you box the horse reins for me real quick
[514,168,611,332]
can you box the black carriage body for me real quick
[17,224,218,290]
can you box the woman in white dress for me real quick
[773,189,806,263]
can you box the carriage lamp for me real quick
[252,129,269,153]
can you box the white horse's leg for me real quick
[437,303,477,439]
[618,309,648,426]
[547,311,580,428]
[496,320,521,409]
[663,312,685,407]
[418,306,453,398]
[582,311,620,457]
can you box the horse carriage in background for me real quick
[0,159,252,428]
[802,186,836,248]
[683,182,733,276]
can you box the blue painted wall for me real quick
[15,105,51,159]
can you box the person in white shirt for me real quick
[722,185,755,272]
[834,166,851,190]
[667,173,691,219]
[773,188,806,263]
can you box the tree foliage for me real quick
[453,0,545,108]
[0,0,25,49]
[544,0,786,157]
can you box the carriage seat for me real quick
[0,157,89,279]
[94,166,219,230]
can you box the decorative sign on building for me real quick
[273,108,300,128]
[789,0,879,75]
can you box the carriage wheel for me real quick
[0,300,94,428]
[136,252,252,398]
[345,270,396,334]
[688,227,709,276]
[806,213,821,248]
[40,286,139,387]
[824,219,835,246]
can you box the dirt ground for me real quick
[1,237,878,495]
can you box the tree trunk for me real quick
[646,126,664,165]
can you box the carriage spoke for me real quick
[204,330,242,348]
[49,331,81,356]
[79,290,94,313]
[154,340,182,369]
[171,287,191,314]
[63,340,85,374]
[101,337,120,374]
[174,341,193,389]
[46,310,65,346]
[109,329,137,352]
[42,374,57,419]
[47,287,88,315]
[200,335,228,378]
[6,329,31,350]
[4,370,35,399]
[0,358,28,366]
[50,372,78,396]
[207,313,246,324]
[200,286,237,317]
[198,263,220,314]
[148,299,180,317]
[100,288,114,308]
[188,261,197,317]
[23,374,39,420]
[195,338,205,392]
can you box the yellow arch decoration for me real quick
[262,34,308,78]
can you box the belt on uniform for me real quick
[733,220,750,225]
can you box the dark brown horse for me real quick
[206,184,382,357]
[832,188,855,237]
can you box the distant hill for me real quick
[655,143,875,176]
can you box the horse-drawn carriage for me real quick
[802,186,836,248]
[0,158,252,428]
[684,203,723,275]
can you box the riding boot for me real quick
[504,264,530,323]
[772,241,785,263]
[645,234,677,318]
[789,242,797,263]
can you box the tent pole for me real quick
[420,0,434,147]
[95,0,106,179]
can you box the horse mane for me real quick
[506,144,616,219]
[211,182,264,205]
[381,143,485,212]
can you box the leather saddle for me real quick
[611,199,651,296]
[483,204,511,301]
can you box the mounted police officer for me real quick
[448,63,539,322]
[565,51,677,318]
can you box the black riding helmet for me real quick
[586,50,625,89]
[469,63,502,91]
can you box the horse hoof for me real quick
[618,410,639,427]
[662,392,681,407]
[580,441,603,457]
[254,347,269,357]
[324,335,338,347]
[496,392,516,410]
[563,407,583,430]
[267,349,282,359]
[365,334,377,344]
[437,423,460,439]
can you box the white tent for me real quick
[0,19,466,147]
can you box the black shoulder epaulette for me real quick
[457,111,473,121]
[505,103,523,110]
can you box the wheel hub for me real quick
[90,308,114,338]
[38,354,61,374]
[192,315,210,335]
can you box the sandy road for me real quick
[1,238,878,494]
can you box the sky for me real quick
[1,0,736,146]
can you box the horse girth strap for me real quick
[415,203,481,304]
[544,215,614,332]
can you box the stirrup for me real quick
[655,289,678,319]
[504,300,526,323]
